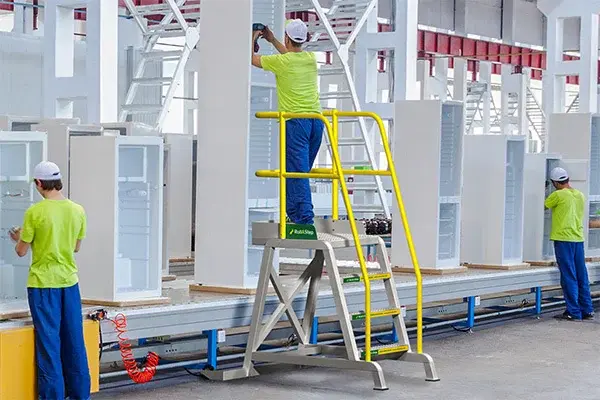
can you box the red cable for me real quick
[111,313,159,384]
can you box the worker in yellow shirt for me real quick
[9,161,90,399]
[545,167,594,321]
[251,19,323,225]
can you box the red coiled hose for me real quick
[111,313,159,384]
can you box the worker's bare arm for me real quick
[263,26,287,54]
[251,30,263,68]
[15,240,30,257]
[74,239,82,253]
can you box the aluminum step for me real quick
[132,77,174,86]
[319,67,345,76]
[121,104,163,113]
[351,308,400,321]
[346,182,378,191]
[320,91,352,100]
[336,138,365,146]
[342,273,391,284]
[142,50,184,60]
[360,343,409,360]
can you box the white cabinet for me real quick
[0,132,46,299]
[102,122,158,137]
[461,135,527,268]
[548,113,600,258]
[70,135,164,303]
[523,153,562,263]
[163,134,193,261]
[392,100,464,271]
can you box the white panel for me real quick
[70,135,164,302]
[465,0,503,39]
[512,0,544,46]
[563,17,581,51]
[0,132,46,300]
[418,0,454,31]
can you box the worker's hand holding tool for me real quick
[262,26,275,43]
[9,226,20,242]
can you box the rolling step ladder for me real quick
[201,109,438,389]
[202,220,438,389]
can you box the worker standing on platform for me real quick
[251,19,323,225]
[9,161,90,399]
[545,167,595,321]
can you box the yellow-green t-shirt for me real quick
[261,51,321,113]
[20,199,87,288]
[544,188,585,242]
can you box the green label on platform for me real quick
[286,224,317,240]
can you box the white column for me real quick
[393,0,419,101]
[578,14,599,114]
[542,15,566,121]
[500,64,513,135]
[183,70,197,135]
[453,58,468,101]
[479,61,492,134]
[454,0,467,36]
[417,59,431,100]
[518,68,531,140]
[433,57,449,101]
[195,0,252,289]
[43,0,119,124]
[13,0,34,34]
[501,0,517,43]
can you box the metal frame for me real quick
[201,222,437,389]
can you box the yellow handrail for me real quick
[323,109,425,354]
[255,111,373,362]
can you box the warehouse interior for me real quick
[0,0,599,398]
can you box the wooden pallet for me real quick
[392,266,468,275]
[464,263,530,271]
[81,297,171,307]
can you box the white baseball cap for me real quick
[285,19,308,43]
[33,161,62,181]
[550,167,569,182]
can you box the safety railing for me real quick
[254,109,424,359]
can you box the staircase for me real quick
[566,93,580,113]
[120,0,200,131]
[525,87,546,150]
[464,82,488,134]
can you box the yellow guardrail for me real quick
[255,109,424,358]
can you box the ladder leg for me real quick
[300,251,324,345]
[399,352,440,382]
[322,244,360,361]
[243,246,276,372]
[370,361,388,391]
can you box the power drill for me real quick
[253,23,266,52]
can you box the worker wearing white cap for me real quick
[545,167,594,321]
[251,19,322,225]
[9,161,90,398]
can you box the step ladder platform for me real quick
[252,219,381,247]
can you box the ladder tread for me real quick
[342,272,391,284]
[351,308,400,320]
[360,343,409,359]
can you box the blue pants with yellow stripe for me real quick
[28,283,91,400]
[286,118,324,225]
[554,241,594,319]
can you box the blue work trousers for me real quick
[554,241,594,319]
[286,118,324,225]
[28,283,91,400]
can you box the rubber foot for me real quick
[373,387,389,391]
[426,378,441,382]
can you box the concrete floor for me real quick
[94,313,600,400]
